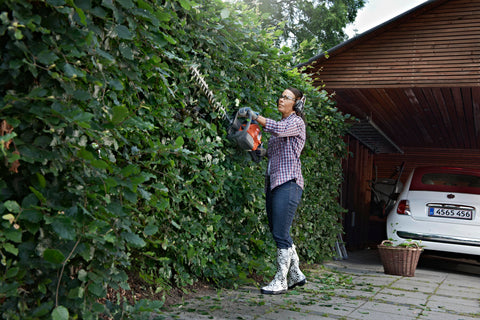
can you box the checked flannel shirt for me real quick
[264,113,306,191]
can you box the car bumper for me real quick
[397,231,480,247]
[387,214,480,255]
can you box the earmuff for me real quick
[277,94,306,114]
[293,96,306,114]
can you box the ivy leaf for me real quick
[44,249,65,264]
[3,243,18,256]
[88,283,105,297]
[178,0,191,10]
[20,209,42,223]
[2,214,15,224]
[0,12,7,24]
[96,48,115,62]
[77,148,94,161]
[4,229,22,243]
[36,173,47,189]
[138,187,152,200]
[122,232,146,247]
[6,267,19,279]
[220,8,230,19]
[28,87,47,98]
[67,286,84,299]
[91,159,109,170]
[51,217,76,240]
[115,25,133,40]
[63,63,85,78]
[133,8,158,27]
[31,301,53,318]
[29,187,47,204]
[101,0,115,10]
[112,105,129,124]
[46,0,66,6]
[144,224,158,236]
[174,136,184,148]
[91,6,107,18]
[155,11,171,22]
[0,133,16,149]
[4,200,21,213]
[14,29,23,40]
[121,164,140,177]
[137,0,153,12]
[36,50,59,65]
[72,111,94,123]
[171,220,181,230]
[51,305,69,320]
[117,0,134,9]
[109,79,124,91]
[72,89,91,101]
[119,43,134,60]
[161,32,176,45]
[78,269,88,282]
[74,6,87,26]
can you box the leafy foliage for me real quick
[241,0,366,62]
[0,0,350,319]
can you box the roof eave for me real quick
[296,0,447,69]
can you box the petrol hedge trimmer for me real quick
[190,65,266,162]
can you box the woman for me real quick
[239,87,307,295]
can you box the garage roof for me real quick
[300,0,480,152]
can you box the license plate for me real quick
[428,207,473,220]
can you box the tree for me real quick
[241,0,366,62]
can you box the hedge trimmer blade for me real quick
[190,65,231,123]
[190,65,265,163]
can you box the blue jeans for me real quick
[266,179,303,249]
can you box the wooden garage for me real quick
[300,0,480,249]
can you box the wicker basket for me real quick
[377,240,423,277]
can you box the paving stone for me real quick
[158,250,480,319]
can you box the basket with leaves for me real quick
[377,239,424,277]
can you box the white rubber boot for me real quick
[261,248,290,295]
[287,244,307,289]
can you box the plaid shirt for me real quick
[265,113,306,190]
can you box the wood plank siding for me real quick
[341,137,374,249]
[310,0,480,88]
[302,0,480,249]
[304,0,480,150]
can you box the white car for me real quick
[386,166,480,255]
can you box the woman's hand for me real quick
[238,107,258,120]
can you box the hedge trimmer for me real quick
[190,65,231,123]
[189,65,266,162]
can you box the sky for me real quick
[345,0,430,38]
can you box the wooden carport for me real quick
[300,0,480,249]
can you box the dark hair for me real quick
[287,87,303,100]
[287,87,306,123]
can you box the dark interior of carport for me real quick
[300,0,480,250]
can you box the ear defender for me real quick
[294,96,306,114]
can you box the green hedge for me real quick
[0,0,349,318]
